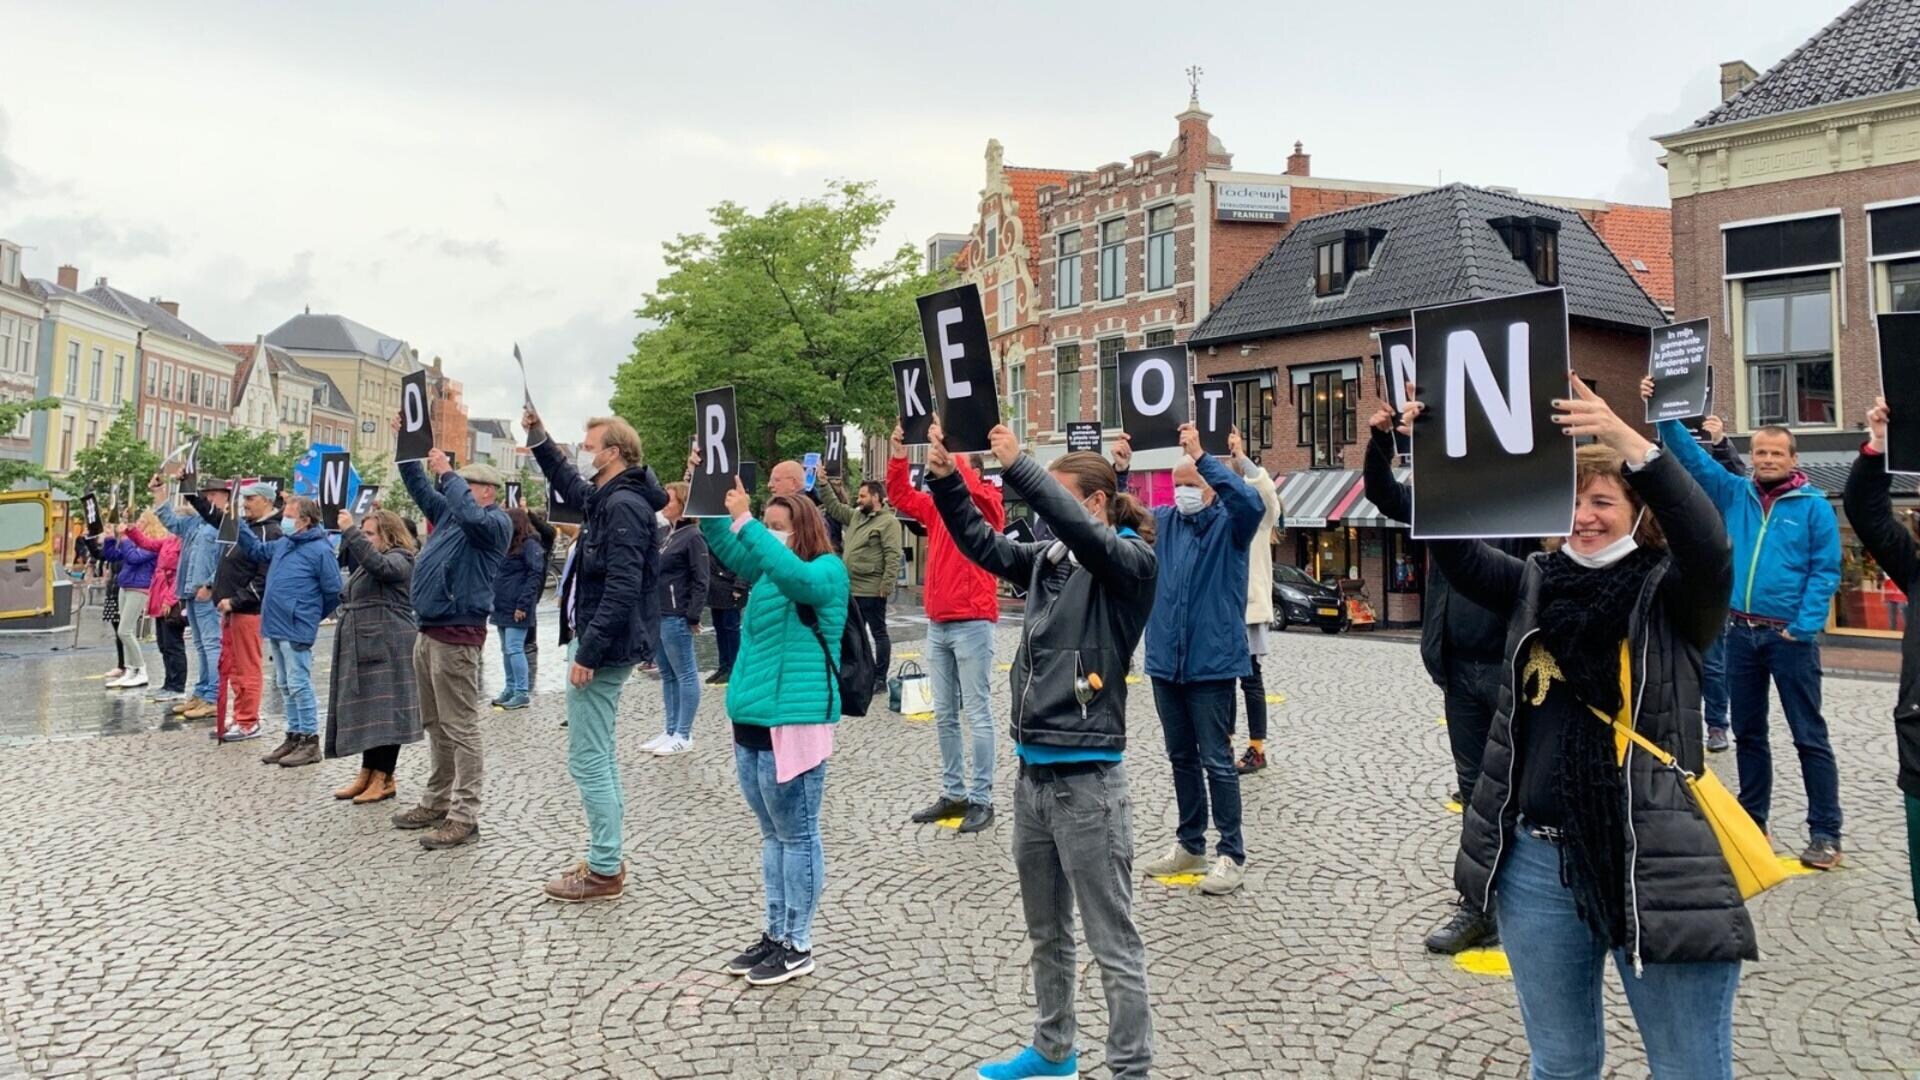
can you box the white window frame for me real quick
[1098,218,1126,302]
[1146,204,1177,292]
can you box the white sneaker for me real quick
[640,733,672,753]
[119,669,149,689]
[1140,844,1209,877]
[654,736,691,756]
[1198,855,1246,896]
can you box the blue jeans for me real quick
[1496,828,1740,1079]
[735,745,827,952]
[927,618,996,806]
[1726,622,1843,842]
[657,615,700,738]
[565,642,633,874]
[711,607,742,672]
[1701,627,1729,730]
[268,638,318,736]
[1150,677,1244,862]
[497,625,529,696]
[186,598,221,701]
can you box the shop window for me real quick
[1098,337,1123,428]
[1743,273,1834,428]
[1099,219,1125,301]
[1294,365,1357,467]
[1147,205,1176,291]
[1834,524,1909,636]
[1054,343,1081,427]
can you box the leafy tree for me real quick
[185,425,306,482]
[514,460,547,516]
[0,397,57,491]
[70,404,161,514]
[610,180,948,473]
[354,452,419,523]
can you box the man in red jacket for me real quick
[891,421,1003,834]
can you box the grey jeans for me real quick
[1014,761,1152,1078]
[414,636,485,825]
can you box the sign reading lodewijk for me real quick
[1215,182,1291,223]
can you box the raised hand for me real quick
[521,404,541,432]
[1177,422,1202,461]
[925,420,954,479]
[1639,374,1656,401]
[1554,371,1654,463]
[724,476,751,520]
[426,448,451,476]
[1111,432,1133,473]
[987,424,1021,468]
[1228,425,1244,461]
[1868,395,1890,455]
[1702,414,1727,445]
[335,509,353,531]
[889,422,908,460]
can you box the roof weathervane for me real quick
[1185,65,1204,104]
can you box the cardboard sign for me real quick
[1879,311,1920,474]
[218,482,241,545]
[1066,422,1102,454]
[513,343,534,410]
[319,452,351,531]
[823,424,845,478]
[352,486,379,516]
[1410,288,1573,539]
[893,357,934,446]
[396,369,434,462]
[1116,346,1189,451]
[688,386,740,518]
[1378,327,1415,458]
[1645,318,1713,422]
[503,481,523,509]
[82,493,102,536]
[547,480,584,526]
[915,285,999,453]
[1194,380,1235,457]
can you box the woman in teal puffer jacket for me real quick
[698,476,848,989]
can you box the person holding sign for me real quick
[325,509,421,807]
[152,478,229,724]
[1842,397,1920,920]
[1408,378,1752,1078]
[924,422,1158,1080]
[524,407,668,901]
[889,419,1004,835]
[698,475,849,987]
[1650,381,1846,870]
[230,495,344,768]
[390,423,512,853]
[98,523,157,690]
[1121,423,1267,896]
[818,478,903,695]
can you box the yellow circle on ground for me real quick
[1151,873,1205,887]
[996,663,1012,671]
[1454,947,1511,977]
[935,816,965,829]
[1436,717,1447,727]
[896,652,921,660]
[904,713,934,722]
[1445,800,1464,814]
[1775,854,1820,878]
[1265,693,1286,704]
[1125,675,1143,685]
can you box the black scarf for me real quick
[1534,545,1663,945]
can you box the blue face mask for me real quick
[281,516,300,533]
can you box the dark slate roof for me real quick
[1692,0,1920,129]
[82,285,227,352]
[266,312,413,366]
[263,344,355,414]
[1190,184,1667,346]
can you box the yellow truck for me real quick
[0,490,61,627]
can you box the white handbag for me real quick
[889,661,934,715]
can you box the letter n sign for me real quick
[1410,287,1573,539]
[915,284,999,453]
[319,452,351,530]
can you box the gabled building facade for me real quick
[265,312,419,458]
[225,338,283,440]
[82,281,239,456]
[0,239,45,471]
[29,268,143,474]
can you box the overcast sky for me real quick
[0,0,1831,440]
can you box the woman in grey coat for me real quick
[329,509,423,804]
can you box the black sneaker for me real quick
[910,796,970,824]
[724,934,782,977]
[1423,902,1498,955]
[745,942,814,986]
[957,803,996,834]
[1705,726,1731,753]
[706,667,731,686]
[1800,838,1843,870]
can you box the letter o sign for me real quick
[1132,357,1175,416]
[403,380,425,430]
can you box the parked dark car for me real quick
[1271,564,1348,634]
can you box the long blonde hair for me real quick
[364,509,417,553]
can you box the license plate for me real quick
[1317,607,1339,617]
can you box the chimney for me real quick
[56,265,79,291]
[155,300,179,317]
[1286,141,1311,177]
[1175,96,1213,170]
[1720,60,1758,102]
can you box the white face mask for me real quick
[655,510,670,530]
[768,528,793,548]
[576,446,604,477]
[1564,507,1647,570]
[1173,486,1206,515]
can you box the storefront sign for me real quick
[1215,183,1291,223]
[1644,318,1712,422]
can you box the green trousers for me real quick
[1908,795,1920,921]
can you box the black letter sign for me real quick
[1194,381,1235,457]
[1117,346,1189,451]
[1879,311,1920,475]
[823,424,845,479]
[893,357,934,446]
[352,485,379,516]
[397,370,433,463]
[319,452,351,531]
[503,481,522,510]
[1644,317,1712,423]
[688,386,740,518]
[1378,327,1415,458]
[1410,287,1572,539]
[83,493,102,536]
[915,284,1000,453]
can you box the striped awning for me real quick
[1338,466,1413,527]
[1275,469,1361,529]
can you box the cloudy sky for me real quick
[0,0,1831,439]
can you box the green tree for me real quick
[355,451,419,522]
[71,404,161,513]
[186,425,306,482]
[610,180,948,473]
[514,460,547,515]
[0,397,58,491]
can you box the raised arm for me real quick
[1007,451,1155,592]
[1844,449,1920,595]
[400,459,449,523]
[733,518,848,609]
[340,526,414,585]
[1197,452,1265,548]
[928,468,1039,589]
[1426,540,1527,618]
[1627,451,1733,649]
[815,477,855,527]
[125,524,164,553]
[1657,419,1745,511]
[525,418,599,513]
[231,520,274,565]
[116,537,156,572]
[887,454,935,527]
[1364,427,1414,525]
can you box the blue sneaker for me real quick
[977,1046,1077,1079]
[500,693,531,711]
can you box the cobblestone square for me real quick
[1,618,1916,1078]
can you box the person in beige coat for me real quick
[1230,428,1282,774]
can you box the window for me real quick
[998,281,1016,333]
[1232,375,1276,451]
[145,356,156,395]
[1316,239,1347,297]
[60,417,73,470]
[175,365,185,402]
[0,316,12,372]
[1294,364,1359,468]
[1491,216,1559,284]
[200,415,213,436]
[160,363,172,400]
[1147,205,1176,291]
[189,372,201,407]
[143,406,155,444]
[1054,344,1081,427]
[219,377,231,409]
[1891,260,1920,312]
[1144,328,1176,348]
[985,223,999,260]
[85,418,98,450]
[64,342,78,395]
[89,348,103,402]
[1008,360,1028,442]
[1055,231,1083,309]
[1099,219,1126,301]
[1098,337,1124,428]
[16,321,32,377]
[111,354,125,405]
[1743,273,1834,428]
[9,394,30,438]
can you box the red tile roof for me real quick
[1006,166,1074,265]
[1582,204,1673,309]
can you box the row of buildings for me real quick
[925,0,1920,643]
[0,260,491,484]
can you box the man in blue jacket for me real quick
[231,494,342,767]
[154,478,228,720]
[1658,412,1844,869]
[1118,422,1267,896]
[388,432,512,853]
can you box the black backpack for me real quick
[797,599,876,718]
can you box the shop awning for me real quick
[1798,452,1920,496]
[1275,469,1361,529]
[1337,467,1412,527]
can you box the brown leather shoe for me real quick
[334,768,373,800]
[391,805,445,830]
[172,695,205,715]
[277,735,321,768]
[352,772,396,804]
[544,861,626,902]
[420,818,479,850]
[182,702,216,721]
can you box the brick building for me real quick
[80,279,239,457]
[1188,184,1668,625]
[1655,0,1920,642]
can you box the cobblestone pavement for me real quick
[1,617,1916,1078]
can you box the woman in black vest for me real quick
[1409,379,1748,1079]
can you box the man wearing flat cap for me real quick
[389,427,511,851]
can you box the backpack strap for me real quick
[795,603,839,724]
